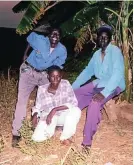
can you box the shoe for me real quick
[81,144,91,155]
[12,135,21,148]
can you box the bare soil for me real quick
[0,98,132,165]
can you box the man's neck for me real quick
[47,84,59,95]
[50,43,58,48]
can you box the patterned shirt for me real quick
[32,79,78,118]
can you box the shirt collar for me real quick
[98,43,112,53]
[46,80,62,95]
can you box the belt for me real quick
[24,61,47,72]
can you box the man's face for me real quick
[48,70,62,87]
[98,32,110,50]
[49,30,60,47]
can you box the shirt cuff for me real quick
[100,89,110,98]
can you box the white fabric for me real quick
[32,107,81,142]
[50,47,54,53]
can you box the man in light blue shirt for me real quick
[12,27,67,147]
[72,25,125,151]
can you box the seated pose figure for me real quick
[72,25,125,150]
[32,65,81,144]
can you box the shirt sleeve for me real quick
[27,32,47,53]
[63,81,78,109]
[52,47,67,68]
[101,48,125,98]
[27,32,39,50]
[32,87,43,117]
[72,55,95,89]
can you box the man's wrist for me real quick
[33,112,38,116]
[51,108,56,115]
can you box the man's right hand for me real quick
[32,112,38,129]
[22,44,31,62]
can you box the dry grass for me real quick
[0,70,133,165]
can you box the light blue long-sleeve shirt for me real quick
[26,32,67,70]
[72,43,125,98]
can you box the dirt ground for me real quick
[0,98,132,165]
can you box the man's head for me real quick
[48,28,62,48]
[97,25,112,51]
[47,65,62,87]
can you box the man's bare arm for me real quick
[23,44,31,61]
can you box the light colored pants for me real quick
[32,107,81,142]
[12,62,49,136]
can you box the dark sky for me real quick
[0,1,23,28]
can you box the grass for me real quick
[0,69,132,165]
[0,69,89,165]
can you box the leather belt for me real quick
[24,61,47,72]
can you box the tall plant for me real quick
[105,0,133,102]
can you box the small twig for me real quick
[60,146,72,165]
[8,66,11,82]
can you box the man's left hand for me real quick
[46,109,56,125]
[92,93,105,102]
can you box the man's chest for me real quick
[95,53,113,74]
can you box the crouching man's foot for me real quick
[60,139,73,146]
[12,135,21,148]
[81,144,91,155]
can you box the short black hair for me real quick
[47,65,62,74]
[97,25,112,40]
[49,27,62,36]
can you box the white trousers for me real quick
[32,107,81,142]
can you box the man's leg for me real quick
[12,68,36,137]
[59,107,81,141]
[38,71,49,86]
[82,87,121,146]
[32,115,58,142]
[74,82,95,110]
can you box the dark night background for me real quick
[0,27,27,70]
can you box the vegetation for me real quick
[13,0,133,102]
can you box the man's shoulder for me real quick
[109,44,122,56]
[58,42,67,51]
[92,49,100,58]
[60,79,71,86]
[110,43,121,51]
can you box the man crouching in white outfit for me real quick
[31,65,81,145]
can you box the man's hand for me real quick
[92,93,105,102]
[32,112,38,128]
[35,50,41,54]
[46,109,56,125]
[22,44,30,62]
